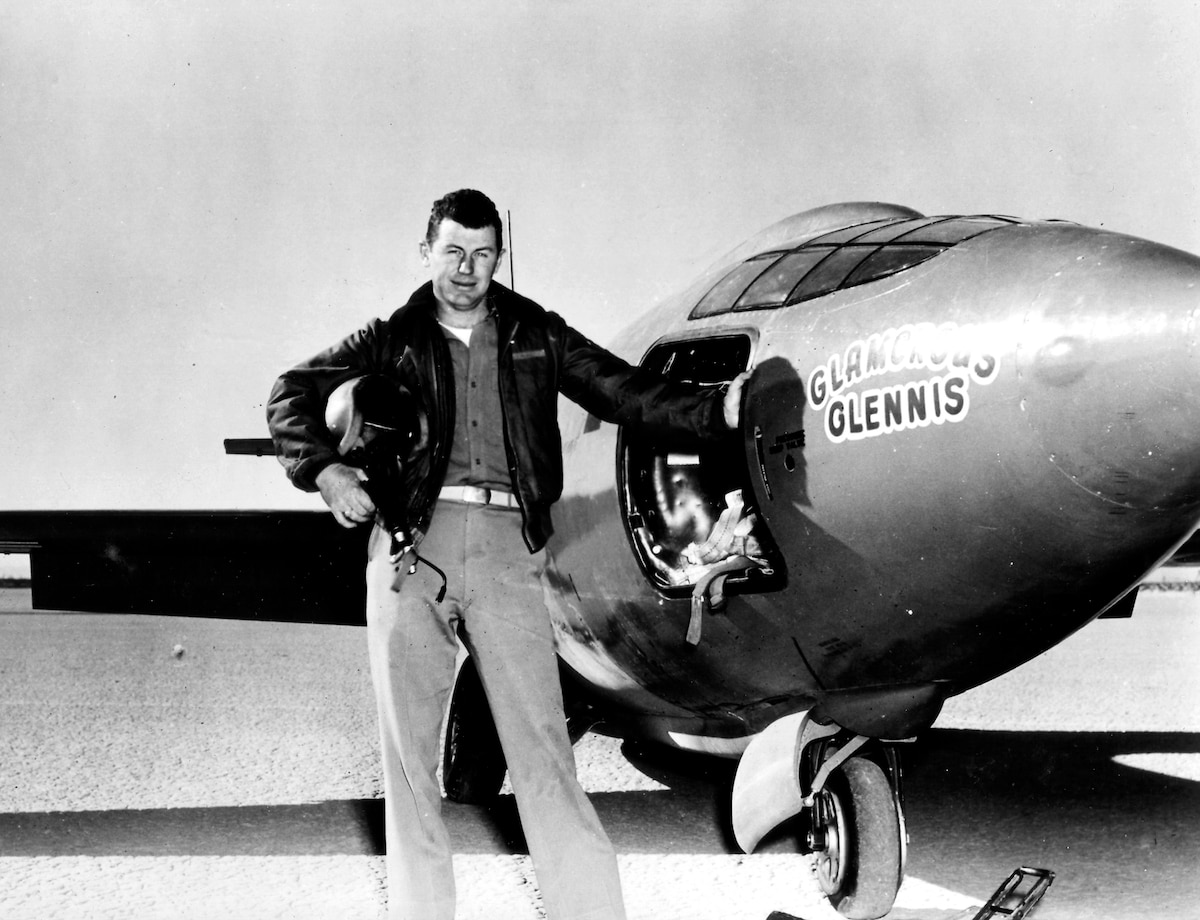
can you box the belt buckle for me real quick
[464,485,491,505]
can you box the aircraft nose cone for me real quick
[1017,233,1200,511]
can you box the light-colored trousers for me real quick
[365,500,627,920]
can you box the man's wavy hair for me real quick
[425,189,504,251]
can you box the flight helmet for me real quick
[324,374,426,460]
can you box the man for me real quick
[268,189,747,919]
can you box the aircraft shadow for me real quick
[897,728,1200,906]
[2,729,1196,869]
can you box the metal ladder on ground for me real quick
[765,865,1055,920]
[971,866,1055,920]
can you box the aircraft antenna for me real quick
[507,209,515,291]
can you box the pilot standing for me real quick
[267,188,746,920]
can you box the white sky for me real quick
[2,0,1199,519]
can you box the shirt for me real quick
[441,315,511,490]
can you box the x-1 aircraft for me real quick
[5,202,1200,918]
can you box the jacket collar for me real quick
[397,281,524,338]
[401,280,512,318]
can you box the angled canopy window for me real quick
[843,245,941,287]
[893,216,1015,245]
[850,217,944,245]
[792,246,876,302]
[692,255,780,317]
[690,215,1020,319]
[733,250,828,309]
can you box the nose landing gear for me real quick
[809,754,904,920]
[731,713,907,920]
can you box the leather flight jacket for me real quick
[268,281,728,553]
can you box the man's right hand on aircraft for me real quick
[723,370,751,429]
[316,462,377,528]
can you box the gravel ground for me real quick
[1,585,1197,920]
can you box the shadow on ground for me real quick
[4,726,1197,916]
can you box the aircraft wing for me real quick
[3,431,1196,626]
[0,508,368,625]
[1163,528,1200,566]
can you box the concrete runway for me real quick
[1,583,1198,920]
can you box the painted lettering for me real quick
[847,394,864,435]
[944,375,966,417]
[972,353,998,383]
[865,332,887,375]
[827,399,846,439]
[828,354,845,393]
[844,342,863,385]
[883,388,903,428]
[809,365,828,409]
[809,321,1001,444]
[906,383,927,425]
[863,391,880,431]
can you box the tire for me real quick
[814,756,903,920]
[442,655,507,804]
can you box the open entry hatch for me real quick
[619,334,785,602]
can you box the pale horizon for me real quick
[4,2,1199,530]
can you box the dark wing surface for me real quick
[0,510,367,626]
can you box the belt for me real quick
[438,485,520,508]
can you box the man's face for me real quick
[421,219,504,315]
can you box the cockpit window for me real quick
[690,215,1021,319]
[692,255,780,317]
[733,250,826,309]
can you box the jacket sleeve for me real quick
[550,315,727,442]
[266,320,390,491]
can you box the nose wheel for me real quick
[809,755,904,920]
[812,779,850,895]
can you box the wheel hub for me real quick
[814,786,849,896]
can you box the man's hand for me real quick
[315,462,377,529]
[723,370,752,429]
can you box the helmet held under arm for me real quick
[325,374,429,560]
